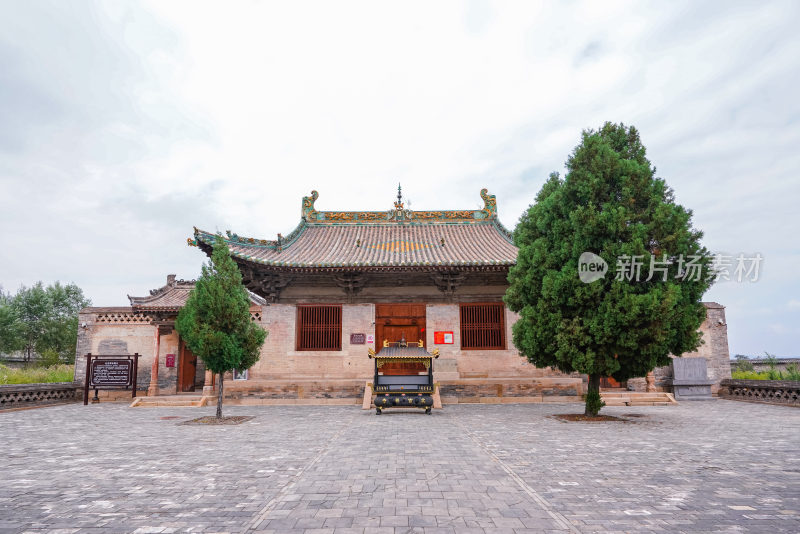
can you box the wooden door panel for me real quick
[375,303,425,318]
[384,325,420,344]
[179,342,197,392]
[375,303,427,353]
[600,376,627,389]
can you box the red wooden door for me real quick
[375,304,426,352]
[600,376,627,389]
[179,341,197,392]
[383,325,420,345]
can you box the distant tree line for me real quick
[0,282,90,365]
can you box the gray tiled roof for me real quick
[128,275,265,311]
[191,189,518,270]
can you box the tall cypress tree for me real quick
[505,123,713,416]
[176,237,267,418]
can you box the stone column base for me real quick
[148,385,159,397]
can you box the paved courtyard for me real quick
[1,400,798,534]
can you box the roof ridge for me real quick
[300,188,499,225]
[189,189,508,252]
[188,189,519,271]
[128,278,265,310]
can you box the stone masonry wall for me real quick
[75,301,730,399]
[250,303,376,380]
[425,304,568,380]
[73,308,206,396]
[248,302,574,383]
[73,310,154,393]
[628,303,731,394]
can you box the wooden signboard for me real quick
[350,333,366,345]
[83,353,139,405]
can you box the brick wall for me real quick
[628,303,731,393]
[425,304,565,379]
[73,309,155,392]
[250,303,376,380]
[247,302,572,382]
[74,301,731,398]
[72,308,206,396]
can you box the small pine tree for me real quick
[506,122,714,416]
[176,237,267,418]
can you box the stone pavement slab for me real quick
[1,400,798,533]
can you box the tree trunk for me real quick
[584,373,603,416]
[216,373,224,419]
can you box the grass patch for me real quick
[732,354,800,381]
[0,364,74,385]
[732,365,800,381]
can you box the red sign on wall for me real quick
[434,331,454,344]
[165,354,175,368]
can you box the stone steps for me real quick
[129,377,590,407]
[601,391,677,406]
[130,395,212,408]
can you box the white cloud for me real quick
[0,0,799,356]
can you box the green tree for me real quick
[39,282,91,363]
[734,354,754,373]
[0,282,90,364]
[176,237,267,418]
[505,122,713,416]
[0,289,22,355]
[10,283,51,363]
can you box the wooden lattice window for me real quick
[460,303,505,350]
[296,305,342,351]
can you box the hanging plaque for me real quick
[350,333,366,344]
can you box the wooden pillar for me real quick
[148,326,161,397]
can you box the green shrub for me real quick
[731,367,800,382]
[0,364,74,384]
[39,348,62,367]
[734,354,754,373]
[766,368,783,380]
[584,389,605,416]
[731,370,767,380]
[784,364,800,381]
[763,351,779,369]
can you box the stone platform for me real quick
[600,391,678,406]
[199,376,586,406]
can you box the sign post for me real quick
[83,353,140,405]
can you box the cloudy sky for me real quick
[1,0,798,357]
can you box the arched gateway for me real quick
[74,188,731,403]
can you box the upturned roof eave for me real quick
[189,188,513,250]
[228,263,515,273]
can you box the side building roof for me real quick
[189,188,518,272]
[127,274,265,312]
